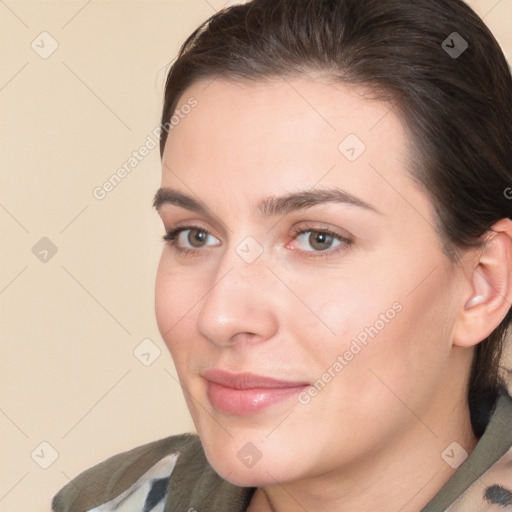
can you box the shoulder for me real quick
[51,432,204,512]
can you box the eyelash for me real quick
[162,223,352,259]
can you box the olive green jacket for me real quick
[52,390,512,512]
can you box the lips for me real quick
[202,369,309,389]
[201,369,310,415]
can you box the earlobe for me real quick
[453,218,512,348]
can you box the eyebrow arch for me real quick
[152,186,381,217]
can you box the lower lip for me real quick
[206,381,309,415]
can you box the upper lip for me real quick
[201,369,309,389]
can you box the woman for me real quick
[52,0,512,510]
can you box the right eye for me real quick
[162,225,221,255]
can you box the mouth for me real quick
[201,368,310,416]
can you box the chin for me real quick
[211,460,285,488]
[203,442,300,488]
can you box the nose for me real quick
[196,244,279,348]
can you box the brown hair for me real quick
[159,0,512,436]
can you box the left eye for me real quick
[291,229,346,252]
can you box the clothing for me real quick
[52,389,512,512]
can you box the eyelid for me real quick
[289,222,352,242]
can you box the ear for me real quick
[452,218,512,348]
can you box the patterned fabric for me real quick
[52,390,512,512]
[445,445,512,511]
[86,454,177,512]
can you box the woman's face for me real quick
[154,77,466,486]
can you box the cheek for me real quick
[154,262,176,341]
[304,258,446,401]
[154,258,198,353]
[310,294,404,400]
[310,276,400,354]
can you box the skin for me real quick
[154,76,512,512]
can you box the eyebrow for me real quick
[152,186,381,217]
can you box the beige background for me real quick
[0,1,511,510]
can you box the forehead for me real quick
[161,76,427,226]
[165,76,401,153]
